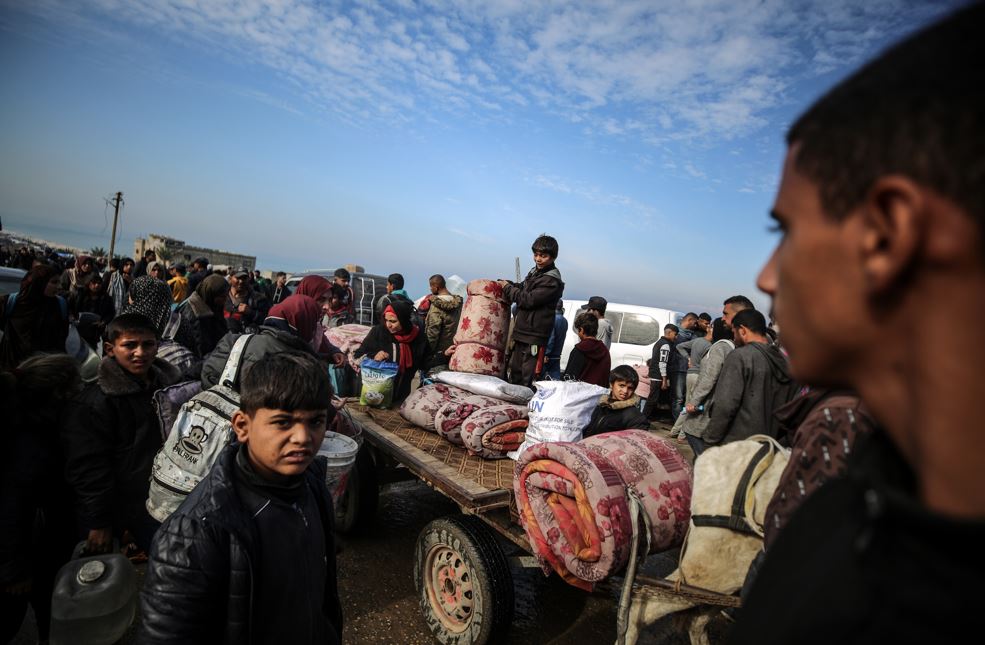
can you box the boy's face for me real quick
[611,379,636,402]
[104,330,159,377]
[533,251,552,270]
[232,408,328,478]
[334,276,348,288]
[665,329,678,341]
[87,279,101,294]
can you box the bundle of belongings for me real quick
[399,372,534,458]
[514,428,693,591]
[325,324,372,372]
[448,279,510,376]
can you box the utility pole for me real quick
[108,191,123,260]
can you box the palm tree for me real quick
[155,246,174,262]
[90,246,107,258]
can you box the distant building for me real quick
[134,234,256,271]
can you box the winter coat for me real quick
[224,288,269,334]
[138,445,343,645]
[355,323,428,404]
[501,264,564,346]
[677,337,712,375]
[62,357,181,532]
[583,394,650,438]
[703,342,798,446]
[649,336,685,379]
[173,292,228,359]
[424,294,463,367]
[0,386,77,587]
[563,337,611,387]
[730,430,985,645]
[679,339,734,439]
[200,326,318,389]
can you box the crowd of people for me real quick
[1,4,982,643]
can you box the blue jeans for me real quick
[686,433,706,458]
[669,372,686,422]
[542,357,562,381]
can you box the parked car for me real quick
[286,268,388,326]
[558,300,684,371]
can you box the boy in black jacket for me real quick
[583,365,651,437]
[499,234,564,387]
[139,352,343,645]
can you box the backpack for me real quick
[156,309,199,379]
[146,333,255,522]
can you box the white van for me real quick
[558,300,684,372]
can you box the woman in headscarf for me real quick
[147,261,168,282]
[173,274,230,359]
[355,299,427,404]
[122,275,173,336]
[293,275,332,303]
[0,264,69,370]
[199,294,343,388]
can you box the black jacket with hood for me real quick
[502,263,564,346]
[138,445,343,645]
[703,342,798,445]
[62,356,181,532]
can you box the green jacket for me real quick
[424,294,463,366]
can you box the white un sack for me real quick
[509,380,608,459]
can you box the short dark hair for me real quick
[683,312,698,319]
[105,313,159,342]
[334,268,350,281]
[574,312,598,337]
[609,364,639,387]
[732,309,768,335]
[122,257,134,267]
[699,312,712,322]
[664,323,679,334]
[429,274,446,288]
[109,258,121,270]
[388,273,404,289]
[239,352,334,416]
[144,250,156,259]
[723,295,755,310]
[788,3,984,234]
[276,271,287,278]
[531,234,559,259]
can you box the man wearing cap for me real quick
[225,268,268,333]
[586,296,613,349]
[167,263,189,303]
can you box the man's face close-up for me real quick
[757,144,866,384]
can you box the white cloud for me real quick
[14,0,958,144]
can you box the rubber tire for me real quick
[414,514,514,645]
[335,445,379,534]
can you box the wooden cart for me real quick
[335,404,739,645]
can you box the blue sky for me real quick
[0,0,959,312]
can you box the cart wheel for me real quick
[335,446,378,534]
[414,514,514,645]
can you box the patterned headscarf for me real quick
[122,275,174,334]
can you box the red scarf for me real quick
[385,305,420,372]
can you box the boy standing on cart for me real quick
[499,234,564,387]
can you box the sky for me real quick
[0,0,961,313]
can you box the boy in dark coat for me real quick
[583,365,651,438]
[139,352,343,645]
[62,313,181,554]
[499,234,564,387]
[563,312,611,387]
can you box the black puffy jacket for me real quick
[502,264,564,345]
[583,395,651,438]
[138,445,343,644]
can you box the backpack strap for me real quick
[219,333,255,390]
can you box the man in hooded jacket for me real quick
[703,309,798,445]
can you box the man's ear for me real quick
[231,410,251,443]
[103,341,114,358]
[858,176,925,293]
